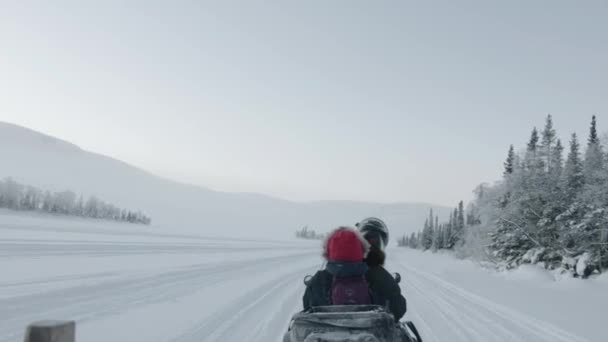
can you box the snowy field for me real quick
[1,213,606,342]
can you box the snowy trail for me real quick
[0,219,321,342]
[170,266,310,342]
[0,239,307,257]
[391,259,590,342]
[0,251,315,341]
[389,249,604,342]
[2,218,605,342]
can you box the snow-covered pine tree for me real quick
[530,116,563,252]
[427,224,435,250]
[583,115,605,198]
[443,224,452,249]
[431,224,439,251]
[557,133,586,253]
[447,208,457,247]
[435,215,439,234]
[490,128,545,266]
[436,224,445,250]
[551,139,564,179]
[409,232,417,249]
[451,201,465,246]
[504,145,515,176]
[563,133,585,198]
[540,115,557,173]
[577,116,608,273]
[444,211,454,249]
[422,213,434,250]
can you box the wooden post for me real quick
[24,321,75,342]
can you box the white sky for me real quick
[1,1,607,206]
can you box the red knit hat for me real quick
[324,227,369,262]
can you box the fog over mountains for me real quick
[0,121,450,239]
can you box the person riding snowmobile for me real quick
[302,225,407,321]
[303,227,371,308]
[357,217,407,321]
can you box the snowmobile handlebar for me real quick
[393,272,401,284]
[304,275,313,286]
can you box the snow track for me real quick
[170,266,311,342]
[0,251,315,342]
[0,239,308,257]
[390,254,594,342]
[1,220,603,342]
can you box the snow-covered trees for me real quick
[504,145,515,176]
[0,177,151,225]
[485,115,608,276]
[295,226,325,240]
[403,201,477,252]
[403,115,607,278]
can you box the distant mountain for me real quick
[0,121,450,239]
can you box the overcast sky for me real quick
[1,1,606,206]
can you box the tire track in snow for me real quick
[0,240,315,258]
[255,277,308,342]
[400,266,518,342]
[0,252,312,342]
[398,271,474,342]
[391,259,591,342]
[169,265,315,342]
[229,266,314,342]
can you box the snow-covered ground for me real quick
[390,249,607,342]
[1,213,606,342]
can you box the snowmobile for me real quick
[284,273,423,342]
[283,305,422,342]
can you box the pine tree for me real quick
[550,139,564,179]
[583,115,605,192]
[466,210,474,226]
[525,127,545,173]
[409,232,417,249]
[422,217,434,250]
[444,221,453,249]
[457,201,465,236]
[504,145,515,176]
[541,114,557,172]
[527,127,539,152]
[588,115,599,145]
[449,208,459,247]
[435,215,439,233]
[564,133,584,197]
[442,226,450,249]
[436,224,445,249]
[579,115,608,270]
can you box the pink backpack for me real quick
[331,275,372,305]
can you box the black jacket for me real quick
[302,265,407,321]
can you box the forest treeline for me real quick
[400,115,608,278]
[0,177,151,225]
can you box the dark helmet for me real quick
[356,217,389,250]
